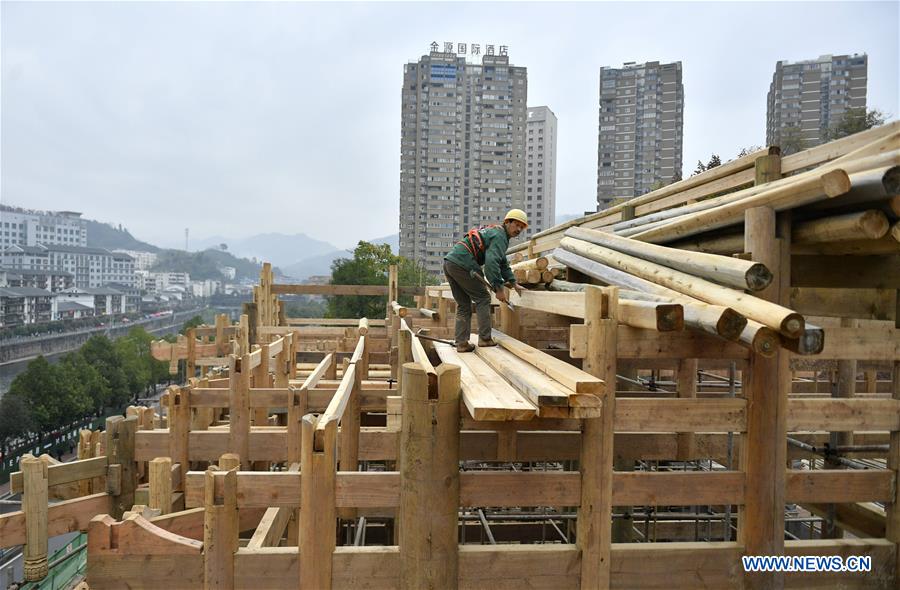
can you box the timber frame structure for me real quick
[0,124,898,589]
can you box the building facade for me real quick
[400,51,528,274]
[597,61,684,209]
[524,106,558,237]
[0,205,87,250]
[766,54,867,151]
[1,244,135,289]
[113,249,158,271]
[0,287,56,327]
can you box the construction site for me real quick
[0,122,898,589]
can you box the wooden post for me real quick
[739,152,787,589]
[187,327,197,380]
[387,263,399,320]
[203,467,238,589]
[253,343,271,429]
[824,318,857,537]
[397,328,413,396]
[106,415,137,518]
[885,291,900,583]
[675,358,698,460]
[578,285,617,590]
[242,303,258,347]
[78,430,93,495]
[299,415,336,590]
[149,457,173,515]
[168,386,190,490]
[229,355,251,469]
[399,362,460,589]
[339,356,361,474]
[218,453,241,471]
[21,454,49,582]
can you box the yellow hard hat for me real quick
[504,208,528,227]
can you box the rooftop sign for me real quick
[430,42,509,57]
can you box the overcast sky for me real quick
[2,1,897,250]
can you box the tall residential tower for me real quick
[399,50,527,274]
[524,106,557,237]
[766,54,867,151]
[596,61,684,210]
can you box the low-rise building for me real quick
[1,244,135,289]
[0,287,56,327]
[0,267,74,292]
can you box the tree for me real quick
[8,356,65,432]
[59,351,109,414]
[671,169,683,183]
[80,334,129,409]
[180,315,204,335]
[706,154,722,169]
[116,330,151,399]
[327,241,436,319]
[0,393,33,450]
[219,243,228,251]
[825,107,886,141]
[692,160,707,176]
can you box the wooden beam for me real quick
[434,344,536,421]
[491,329,604,393]
[568,226,773,291]
[271,284,423,296]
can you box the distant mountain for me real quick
[369,233,399,254]
[191,232,339,268]
[152,248,275,281]
[282,248,351,280]
[85,219,160,252]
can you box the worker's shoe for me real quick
[478,338,498,347]
[456,342,476,353]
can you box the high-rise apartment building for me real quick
[524,106,557,237]
[596,61,684,210]
[766,54,867,151]
[399,50,527,274]
[0,204,87,250]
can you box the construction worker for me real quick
[443,209,528,352]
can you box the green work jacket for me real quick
[444,225,516,290]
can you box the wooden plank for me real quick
[784,539,896,589]
[434,344,537,421]
[473,342,573,408]
[601,326,750,359]
[299,415,336,590]
[613,471,744,506]
[10,455,109,494]
[271,284,423,296]
[787,398,900,431]
[0,492,111,550]
[785,469,894,503]
[614,398,746,432]
[792,325,899,361]
[491,329,604,394]
[315,363,356,451]
[791,254,900,289]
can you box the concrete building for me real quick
[0,267,74,292]
[766,54,867,151]
[400,50,528,274]
[524,106,558,237]
[0,204,87,250]
[0,287,56,327]
[597,61,684,209]
[1,244,135,289]
[113,249,158,271]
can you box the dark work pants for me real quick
[443,259,493,344]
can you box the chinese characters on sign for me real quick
[429,42,509,57]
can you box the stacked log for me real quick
[509,122,899,259]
